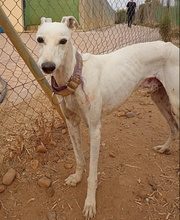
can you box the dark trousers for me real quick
[127,13,135,27]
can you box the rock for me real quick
[45,173,51,178]
[148,179,158,191]
[46,186,55,197]
[109,152,116,158]
[101,142,106,147]
[59,150,65,157]
[37,144,47,153]
[46,210,57,220]
[125,111,135,118]
[61,129,67,134]
[154,191,160,199]
[30,159,39,170]
[50,140,56,146]
[117,110,126,117]
[137,190,148,199]
[38,176,51,188]
[64,163,73,169]
[3,168,16,186]
[0,184,7,193]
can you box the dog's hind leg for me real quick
[151,86,179,153]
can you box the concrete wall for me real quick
[79,0,115,30]
[0,0,115,32]
[0,0,24,32]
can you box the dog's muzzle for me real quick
[41,62,56,74]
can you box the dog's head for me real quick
[36,16,78,74]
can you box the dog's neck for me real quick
[53,42,77,87]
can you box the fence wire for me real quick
[0,0,179,157]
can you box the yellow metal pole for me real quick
[0,6,65,123]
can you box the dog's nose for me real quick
[41,62,56,74]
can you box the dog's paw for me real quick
[83,198,96,219]
[153,145,170,154]
[65,174,81,186]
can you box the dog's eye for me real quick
[37,37,44,43]
[59,38,67,45]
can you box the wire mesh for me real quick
[0,0,179,155]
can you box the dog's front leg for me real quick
[65,117,85,186]
[61,101,85,186]
[83,121,101,219]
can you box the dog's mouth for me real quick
[41,61,56,74]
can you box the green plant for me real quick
[159,12,172,42]
[115,9,126,24]
[138,4,146,24]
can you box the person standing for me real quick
[126,0,136,28]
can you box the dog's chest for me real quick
[63,95,84,116]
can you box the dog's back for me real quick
[82,41,179,116]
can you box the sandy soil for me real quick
[0,91,179,220]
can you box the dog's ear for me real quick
[40,17,52,25]
[61,16,79,30]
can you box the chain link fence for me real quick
[0,0,179,160]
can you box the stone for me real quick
[59,150,65,157]
[37,144,47,153]
[126,111,135,118]
[2,168,16,186]
[61,129,67,134]
[137,190,148,199]
[30,159,39,170]
[148,179,158,191]
[109,152,116,158]
[46,186,55,197]
[46,210,57,220]
[117,110,126,117]
[64,163,73,169]
[101,142,106,147]
[38,176,51,188]
[0,184,7,193]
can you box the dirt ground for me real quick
[0,90,179,220]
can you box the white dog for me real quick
[36,16,179,219]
